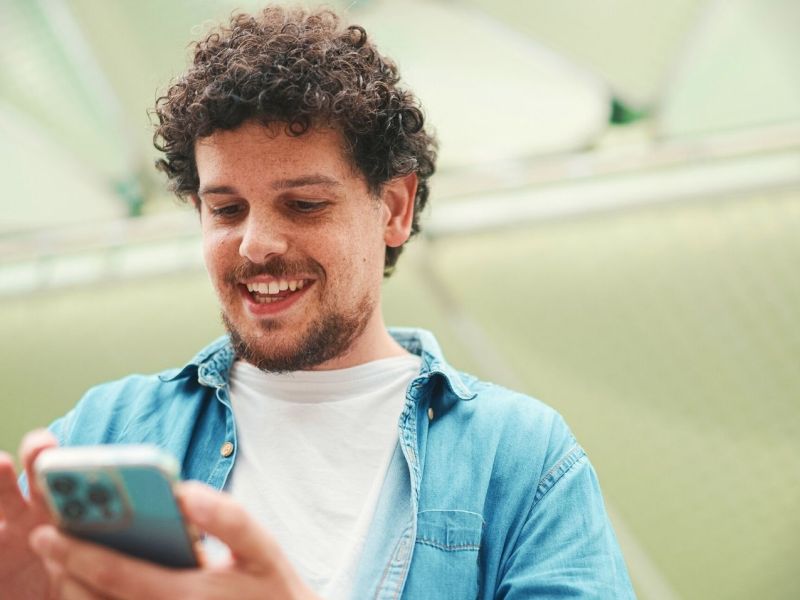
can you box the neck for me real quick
[310,309,407,371]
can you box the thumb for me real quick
[19,429,59,518]
[176,481,288,573]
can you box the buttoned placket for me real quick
[370,374,437,600]
[197,355,239,492]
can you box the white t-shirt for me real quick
[224,353,421,598]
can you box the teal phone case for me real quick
[42,463,198,568]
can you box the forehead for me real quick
[194,121,358,185]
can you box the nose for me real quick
[238,213,289,263]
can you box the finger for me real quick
[0,451,27,521]
[177,481,284,571]
[43,556,66,593]
[30,525,195,600]
[19,429,58,508]
[61,576,103,600]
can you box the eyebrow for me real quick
[198,175,342,196]
[272,175,342,190]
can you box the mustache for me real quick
[224,257,321,285]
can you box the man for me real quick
[0,6,635,599]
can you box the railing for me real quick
[2,121,799,297]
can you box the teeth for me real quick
[246,279,307,295]
[252,295,282,304]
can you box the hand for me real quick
[30,481,322,600]
[0,429,60,600]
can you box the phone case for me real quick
[35,445,199,568]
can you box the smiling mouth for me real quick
[242,278,312,304]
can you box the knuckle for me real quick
[61,577,91,600]
[85,559,119,589]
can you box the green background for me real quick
[2,1,799,598]
[3,189,799,599]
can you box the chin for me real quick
[221,304,370,373]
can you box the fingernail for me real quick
[29,527,51,553]
[29,527,60,558]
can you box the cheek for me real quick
[202,230,238,279]
[337,227,384,271]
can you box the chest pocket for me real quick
[402,509,484,600]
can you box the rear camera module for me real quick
[62,499,86,521]
[87,484,112,505]
[51,476,77,496]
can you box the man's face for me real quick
[194,121,391,372]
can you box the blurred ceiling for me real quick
[0,0,798,234]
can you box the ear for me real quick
[381,173,418,248]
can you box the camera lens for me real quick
[51,476,76,496]
[87,484,111,505]
[62,500,86,521]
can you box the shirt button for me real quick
[427,407,434,421]
[220,441,234,458]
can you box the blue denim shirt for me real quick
[47,328,635,599]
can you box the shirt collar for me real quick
[388,327,476,401]
[160,328,476,401]
[156,335,232,387]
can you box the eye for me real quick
[289,200,327,213]
[209,203,245,219]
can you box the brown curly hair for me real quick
[153,6,437,276]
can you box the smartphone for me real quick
[34,445,200,568]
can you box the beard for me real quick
[220,257,375,373]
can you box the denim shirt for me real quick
[47,328,635,599]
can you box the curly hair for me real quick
[153,6,437,276]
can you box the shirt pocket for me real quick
[402,509,485,600]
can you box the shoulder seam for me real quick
[533,443,586,507]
